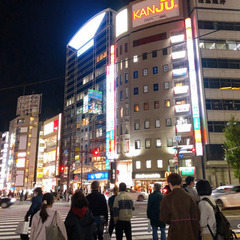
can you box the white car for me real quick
[211,185,234,200]
[214,185,240,209]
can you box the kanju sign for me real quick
[132,0,179,28]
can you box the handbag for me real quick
[103,226,111,240]
[15,221,29,235]
[45,211,65,240]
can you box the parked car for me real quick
[104,188,148,201]
[214,185,240,209]
[0,197,16,208]
[211,185,233,200]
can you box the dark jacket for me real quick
[147,190,165,228]
[108,195,117,216]
[65,207,95,240]
[86,190,108,222]
[25,194,43,226]
[160,188,200,240]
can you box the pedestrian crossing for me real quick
[0,203,162,240]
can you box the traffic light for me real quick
[191,147,196,153]
[60,166,65,172]
[93,149,99,156]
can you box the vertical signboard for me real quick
[185,18,203,156]
[106,45,115,169]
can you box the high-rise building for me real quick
[63,9,116,189]
[0,132,9,189]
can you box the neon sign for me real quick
[132,0,179,28]
[185,18,203,156]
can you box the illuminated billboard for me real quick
[44,120,58,136]
[83,89,102,114]
[87,172,109,180]
[185,18,203,156]
[132,0,179,28]
[116,9,128,37]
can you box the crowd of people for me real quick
[18,174,226,240]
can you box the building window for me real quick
[120,125,123,135]
[125,73,128,83]
[134,87,139,95]
[163,64,169,72]
[165,99,171,107]
[125,43,128,53]
[142,52,147,60]
[163,48,168,55]
[125,58,128,68]
[120,45,122,55]
[133,71,138,79]
[143,85,149,93]
[116,48,118,57]
[125,123,130,134]
[157,160,163,168]
[116,77,118,88]
[153,84,159,91]
[135,140,141,149]
[125,88,129,99]
[134,104,139,112]
[144,121,150,129]
[164,82,170,90]
[155,120,160,128]
[145,140,151,149]
[133,55,138,63]
[120,60,123,70]
[134,122,140,130]
[153,66,158,74]
[146,159,151,168]
[120,107,123,117]
[125,104,129,116]
[166,118,172,127]
[120,75,123,85]
[126,139,129,153]
[167,138,173,147]
[120,90,123,101]
[156,139,161,148]
[144,102,149,110]
[136,161,141,169]
[152,50,157,58]
[143,68,148,76]
[154,101,159,109]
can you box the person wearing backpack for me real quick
[196,180,216,240]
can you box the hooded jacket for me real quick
[65,207,96,240]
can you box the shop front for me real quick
[42,178,57,192]
[87,171,110,193]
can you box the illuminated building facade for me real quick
[36,114,62,191]
[8,94,41,190]
[63,9,115,187]
[0,132,9,189]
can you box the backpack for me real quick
[202,198,237,240]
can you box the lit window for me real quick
[155,120,160,128]
[120,60,123,70]
[154,101,159,109]
[145,139,151,149]
[134,104,139,112]
[165,99,171,107]
[125,104,129,116]
[126,140,129,153]
[136,161,141,169]
[133,55,138,63]
[146,160,151,168]
[144,102,149,110]
[143,68,148,76]
[164,82,170,90]
[125,58,128,68]
[157,160,163,168]
[167,138,173,147]
[166,118,172,127]
[135,140,140,149]
[144,121,150,129]
[120,107,123,117]
[143,85,149,93]
[134,122,140,130]
[156,139,161,148]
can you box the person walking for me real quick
[147,183,166,240]
[86,181,108,240]
[113,182,134,240]
[196,180,216,240]
[160,173,199,240]
[30,193,67,240]
[185,176,200,203]
[65,191,96,240]
[108,186,119,237]
[21,188,43,240]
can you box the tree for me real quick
[223,116,240,181]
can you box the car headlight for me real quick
[10,198,16,203]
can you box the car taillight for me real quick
[105,192,109,195]
[162,189,167,194]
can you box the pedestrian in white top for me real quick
[196,180,217,240]
[30,193,67,240]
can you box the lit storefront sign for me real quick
[173,85,189,94]
[180,167,195,176]
[44,120,58,135]
[135,173,161,179]
[174,104,191,113]
[116,9,128,37]
[171,51,186,60]
[16,158,25,168]
[18,152,26,157]
[170,34,184,43]
[87,172,109,180]
[132,0,179,28]
[106,45,115,169]
[185,18,203,156]
[176,124,192,133]
[172,68,187,77]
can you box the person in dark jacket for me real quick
[86,181,108,240]
[108,186,119,236]
[21,187,43,240]
[65,191,96,240]
[147,183,166,240]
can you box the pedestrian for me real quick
[113,182,134,240]
[30,193,67,240]
[160,173,199,240]
[108,186,119,237]
[185,176,200,203]
[24,191,28,201]
[65,191,96,240]
[196,180,216,240]
[86,181,108,240]
[20,190,24,203]
[147,183,166,240]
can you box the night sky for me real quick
[0,0,132,132]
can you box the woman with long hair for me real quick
[65,190,96,240]
[30,193,67,240]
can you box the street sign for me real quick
[179,153,184,159]
[64,149,68,156]
[174,136,181,142]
